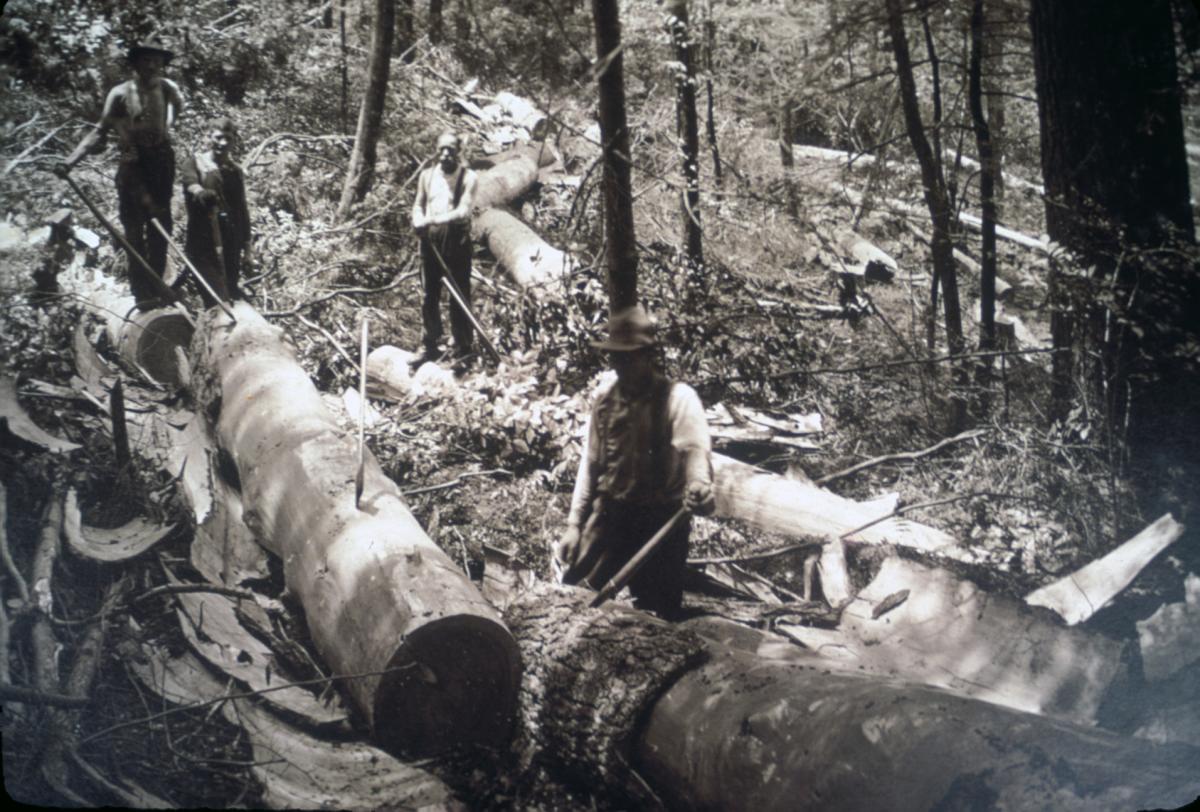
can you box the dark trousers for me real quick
[117,142,175,306]
[565,499,690,618]
[419,225,472,355]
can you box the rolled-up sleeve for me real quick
[566,412,598,528]
[669,384,712,488]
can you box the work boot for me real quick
[413,345,443,366]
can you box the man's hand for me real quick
[190,186,218,207]
[412,212,428,233]
[552,525,581,572]
[684,480,715,516]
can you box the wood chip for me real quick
[0,375,81,452]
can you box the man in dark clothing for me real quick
[58,37,184,309]
[554,304,715,618]
[180,117,252,306]
[411,132,478,365]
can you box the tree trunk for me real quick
[499,583,1200,811]
[591,0,639,311]
[429,0,443,45]
[968,0,997,364]
[666,0,704,270]
[1029,0,1199,566]
[885,0,967,428]
[190,303,520,757]
[474,208,574,290]
[471,142,555,211]
[701,0,721,186]
[336,0,395,222]
[394,0,414,59]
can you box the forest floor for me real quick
[2,0,1198,808]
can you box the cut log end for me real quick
[372,614,522,758]
[117,308,193,387]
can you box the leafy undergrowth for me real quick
[0,0,1173,808]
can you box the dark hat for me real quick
[127,36,175,64]
[590,303,657,352]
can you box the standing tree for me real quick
[665,0,704,272]
[884,0,967,427]
[429,0,444,45]
[968,0,998,364]
[336,0,396,222]
[395,0,415,59]
[1029,0,1199,549]
[591,0,639,311]
[701,0,722,186]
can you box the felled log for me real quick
[472,142,556,211]
[494,92,549,140]
[496,575,1200,811]
[638,647,1200,811]
[190,303,521,756]
[1026,513,1185,625]
[474,207,575,290]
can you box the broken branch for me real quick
[816,428,986,486]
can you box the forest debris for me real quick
[0,482,29,605]
[871,588,910,619]
[789,556,1131,725]
[0,376,81,452]
[168,414,214,526]
[1136,573,1200,682]
[1024,513,1185,625]
[481,542,538,611]
[366,345,420,400]
[128,645,455,810]
[688,562,784,604]
[706,404,823,450]
[341,386,379,428]
[815,428,985,486]
[62,488,174,562]
[73,322,116,398]
[174,590,348,727]
[816,537,853,607]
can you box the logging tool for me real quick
[589,507,688,608]
[53,168,184,310]
[355,318,368,508]
[426,238,502,363]
[150,218,238,323]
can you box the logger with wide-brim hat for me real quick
[553,303,716,619]
[56,35,184,309]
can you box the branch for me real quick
[400,468,512,497]
[815,428,986,486]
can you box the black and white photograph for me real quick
[1,0,1198,808]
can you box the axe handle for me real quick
[589,507,688,609]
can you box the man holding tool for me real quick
[553,304,715,619]
[411,131,478,368]
[56,37,184,310]
[180,116,253,306]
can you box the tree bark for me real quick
[968,0,997,363]
[429,0,443,44]
[885,0,967,427]
[666,0,704,270]
[591,0,639,311]
[701,0,721,186]
[336,0,396,222]
[473,208,574,291]
[394,0,414,59]
[190,303,520,757]
[1029,0,1199,567]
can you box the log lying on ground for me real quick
[712,454,964,558]
[495,575,1200,811]
[190,303,521,756]
[473,207,575,290]
[472,142,556,211]
[778,556,1131,726]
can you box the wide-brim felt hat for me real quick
[591,303,658,351]
[127,37,175,64]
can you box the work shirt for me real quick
[567,376,712,527]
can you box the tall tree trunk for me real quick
[454,0,470,40]
[1030,0,1199,566]
[429,0,443,45]
[336,0,396,222]
[885,0,967,428]
[701,0,722,186]
[395,0,414,59]
[666,0,704,271]
[591,0,639,311]
[968,0,997,363]
[779,101,799,220]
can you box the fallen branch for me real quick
[816,428,986,486]
[262,271,415,318]
[0,482,30,604]
[837,491,1031,542]
[4,124,64,175]
[688,539,821,567]
[755,345,1065,385]
[294,313,362,376]
[399,468,512,497]
[0,682,90,707]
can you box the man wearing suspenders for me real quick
[411,132,478,366]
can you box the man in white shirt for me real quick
[411,132,478,365]
[554,304,715,618]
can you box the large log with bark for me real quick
[471,142,556,212]
[473,207,575,290]
[497,579,1200,811]
[190,303,521,756]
